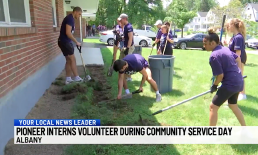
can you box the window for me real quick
[0,0,31,27]
[52,0,57,27]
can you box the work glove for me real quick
[124,47,129,55]
[152,43,156,47]
[210,85,218,93]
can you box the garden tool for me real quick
[76,45,91,81]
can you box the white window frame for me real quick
[0,0,31,27]
[52,0,57,27]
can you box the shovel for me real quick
[107,59,114,77]
[76,45,91,82]
[97,89,142,104]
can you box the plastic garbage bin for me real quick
[133,45,142,55]
[148,55,175,94]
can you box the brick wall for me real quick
[0,0,64,98]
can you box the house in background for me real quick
[0,0,99,155]
[185,12,209,32]
[243,3,258,22]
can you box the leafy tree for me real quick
[239,0,258,4]
[209,0,244,27]
[165,0,196,37]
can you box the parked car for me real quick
[245,36,258,49]
[134,25,157,41]
[99,30,152,47]
[173,33,206,50]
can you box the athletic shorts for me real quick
[58,40,74,56]
[156,42,160,51]
[114,39,119,47]
[212,86,240,106]
[119,45,134,59]
[160,45,173,55]
[241,52,247,64]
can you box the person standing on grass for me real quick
[152,20,163,53]
[119,13,135,82]
[112,18,124,65]
[164,22,173,35]
[203,28,246,126]
[224,18,247,101]
[157,25,174,55]
[113,54,162,102]
[58,7,83,85]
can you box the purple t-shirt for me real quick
[123,23,134,47]
[228,33,246,57]
[159,33,173,49]
[115,25,123,35]
[209,45,243,92]
[156,29,162,39]
[59,14,74,43]
[119,54,149,75]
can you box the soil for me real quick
[4,66,88,155]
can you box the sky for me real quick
[161,0,230,8]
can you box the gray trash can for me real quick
[133,45,142,55]
[148,55,175,94]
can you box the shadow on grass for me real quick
[245,62,258,67]
[238,104,258,118]
[230,144,258,155]
[65,47,180,155]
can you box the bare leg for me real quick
[228,104,246,126]
[65,56,73,77]
[240,63,245,94]
[145,67,159,91]
[123,74,128,90]
[67,54,79,77]
[209,104,220,126]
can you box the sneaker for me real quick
[238,94,247,101]
[65,79,74,85]
[127,78,132,82]
[156,93,162,102]
[85,75,91,81]
[74,76,83,82]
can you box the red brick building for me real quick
[0,0,99,154]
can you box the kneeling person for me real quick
[113,54,162,102]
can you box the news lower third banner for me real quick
[14,119,258,144]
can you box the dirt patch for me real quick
[4,66,87,155]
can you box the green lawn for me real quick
[65,39,258,155]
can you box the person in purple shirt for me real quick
[58,7,83,85]
[158,25,174,55]
[119,13,135,81]
[153,20,163,52]
[203,28,246,126]
[224,18,247,101]
[113,54,162,102]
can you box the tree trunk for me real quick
[181,28,184,38]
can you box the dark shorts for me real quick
[241,52,247,64]
[58,40,74,56]
[212,86,240,106]
[114,39,119,47]
[161,45,173,55]
[156,42,160,51]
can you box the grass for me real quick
[65,39,258,155]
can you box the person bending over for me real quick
[203,28,246,126]
[158,25,174,55]
[113,54,162,102]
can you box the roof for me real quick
[248,3,258,11]
[198,12,208,17]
